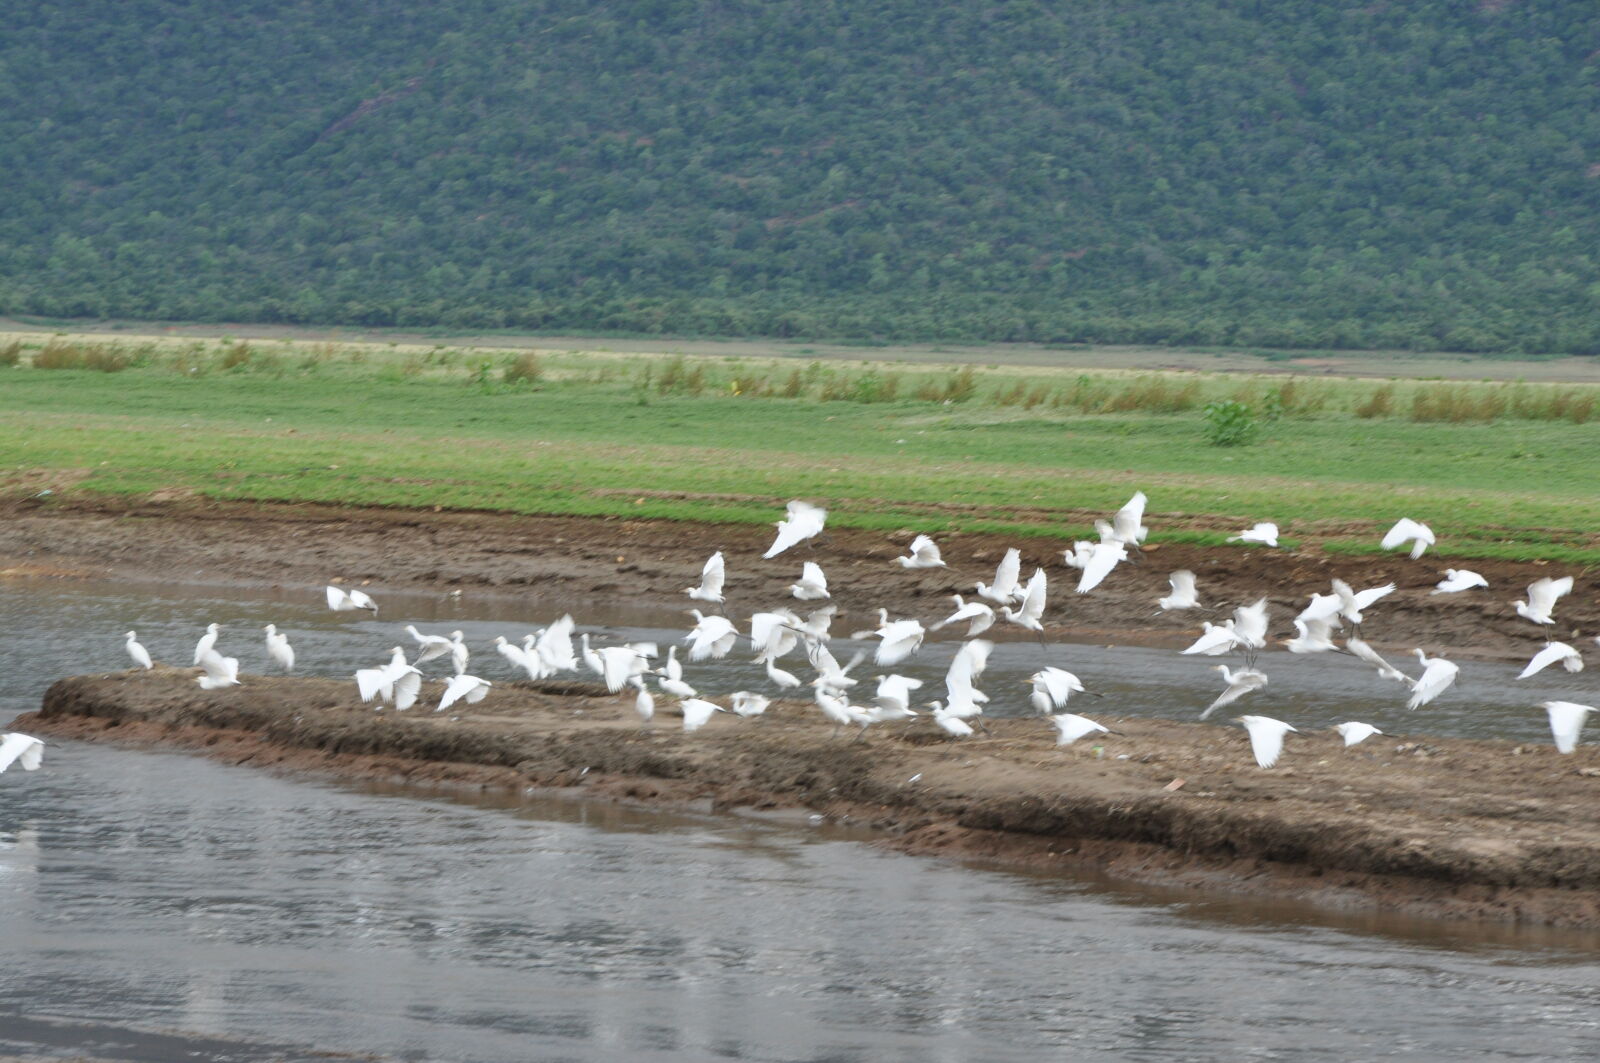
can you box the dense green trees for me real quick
[2,0,1597,351]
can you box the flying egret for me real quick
[1062,540,1096,571]
[1200,665,1268,719]
[1432,569,1488,594]
[872,674,925,717]
[326,585,378,615]
[1108,491,1149,546]
[1283,617,1339,654]
[1381,518,1435,560]
[858,609,926,667]
[1158,570,1201,611]
[1406,649,1459,710]
[1075,540,1128,594]
[1000,568,1048,634]
[807,642,867,695]
[1542,701,1596,754]
[1231,599,1270,655]
[1181,620,1239,656]
[729,691,772,719]
[749,609,801,663]
[1027,667,1089,714]
[195,648,241,690]
[763,500,827,559]
[1296,592,1343,626]
[685,551,726,603]
[124,631,153,670]
[680,698,726,733]
[1345,636,1413,684]
[1335,722,1383,748]
[192,623,221,666]
[975,548,1023,605]
[405,626,453,664]
[686,610,740,661]
[438,675,491,713]
[1515,576,1574,627]
[789,561,830,601]
[0,733,44,774]
[596,644,654,693]
[930,707,975,738]
[1237,715,1296,768]
[930,594,996,638]
[1330,579,1395,626]
[1227,523,1279,547]
[895,534,946,569]
[263,624,295,672]
[1517,641,1583,680]
[1051,713,1109,746]
[533,615,579,674]
[794,604,837,642]
[355,647,420,709]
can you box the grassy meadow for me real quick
[2,333,1599,563]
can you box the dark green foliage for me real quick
[2,2,1599,352]
[1203,400,1258,446]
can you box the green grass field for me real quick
[3,334,1599,563]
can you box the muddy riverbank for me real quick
[23,670,1600,928]
[0,496,1593,661]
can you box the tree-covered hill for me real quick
[3,1,1597,352]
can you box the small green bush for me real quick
[1202,399,1258,446]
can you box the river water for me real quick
[2,580,1599,1061]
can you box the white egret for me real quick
[1108,491,1149,546]
[1380,518,1435,560]
[894,534,947,569]
[1062,540,1095,571]
[124,631,153,670]
[794,604,837,642]
[1075,540,1128,594]
[405,625,453,664]
[685,551,726,603]
[1406,649,1459,710]
[686,610,740,661]
[930,594,996,638]
[859,609,926,667]
[192,623,221,666]
[1158,570,1201,611]
[658,674,697,700]
[1181,620,1239,656]
[1027,667,1088,714]
[1051,713,1109,746]
[975,548,1023,605]
[765,658,802,689]
[873,674,925,716]
[1237,715,1296,768]
[1542,701,1595,754]
[807,642,866,695]
[579,632,604,676]
[325,585,378,615]
[763,500,827,559]
[930,707,975,738]
[447,631,469,676]
[1330,579,1395,626]
[1200,665,1268,720]
[534,615,579,673]
[1283,617,1339,654]
[492,636,534,676]
[1296,592,1343,626]
[1335,722,1383,748]
[1227,523,1279,547]
[438,675,491,713]
[749,609,801,662]
[1517,641,1583,680]
[1515,576,1574,627]
[680,698,726,733]
[596,644,654,693]
[1231,599,1270,653]
[814,690,858,736]
[729,691,772,719]
[1001,568,1048,633]
[0,733,45,774]
[1345,636,1413,684]
[263,624,295,672]
[355,647,420,709]
[195,648,241,690]
[789,561,830,600]
[1432,569,1488,594]
[629,677,655,726]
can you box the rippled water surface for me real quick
[2,581,1599,1061]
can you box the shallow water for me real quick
[2,581,1599,1061]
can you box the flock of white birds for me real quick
[98,495,1597,775]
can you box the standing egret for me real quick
[0,733,45,774]
[930,707,975,738]
[680,698,727,733]
[1335,722,1383,747]
[1237,715,1297,768]
[658,673,698,699]
[765,658,802,689]
[1200,665,1268,719]
[447,631,469,676]
[1406,649,1459,710]
[930,595,996,638]
[326,585,378,615]
[1515,577,1574,627]
[629,677,656,727]
[1542,701,1595,754]
[1517,642,1583,679]
[192,623,221,666]
[1432,569,1488,594]
[263,624,295,672]
[894,535,946,569]
[124,631,153,670]
[1227,523,1279,547]
[1050,714,1109,746]
[1380,518,1435,559]
[789,561,830,601]
[1158,571,1201,611]
[492,636,533,676]
[685,551,726,603]
[437,675,491,713]
[763,500,827,558]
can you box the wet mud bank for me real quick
[26,671,1600,928]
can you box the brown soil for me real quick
[24,670,1600,929]
[0,495,1594,660]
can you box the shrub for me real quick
[1353,385,1394,418]
[502,352,542,386]
[1202,400,1258,446]
[0,342,20,366]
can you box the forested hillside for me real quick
[3,1,1597,352]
